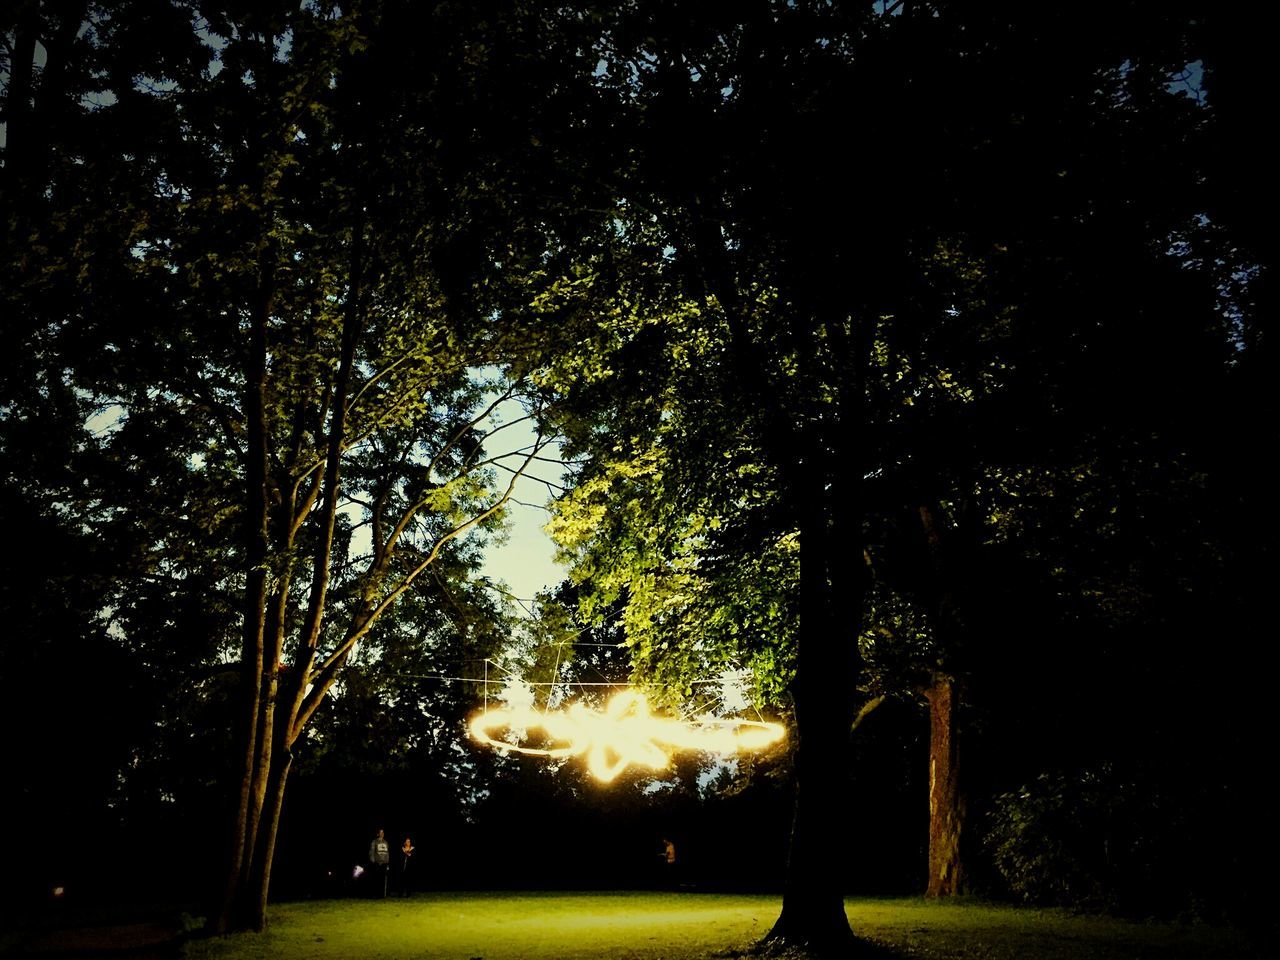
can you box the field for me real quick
[179,892,1263,960]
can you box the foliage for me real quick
[531,2,1262,937]
[2,0,1272,933]
[2,0,614,925]
[984,767,1229,919]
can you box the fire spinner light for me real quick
[468,689,785,783]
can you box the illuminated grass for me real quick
[181,892,1260,960]
[185,892,772,960]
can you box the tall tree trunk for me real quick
[924,671,963,897]
[248,742,294,930]
[2,2,86,214]
[917,505,966,897]
[691,202,868,952]
[218,257,275,935]
[218,213,361,932]
[2,3,40,209]
[767,427,862,955]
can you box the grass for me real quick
[180,891,1263,960]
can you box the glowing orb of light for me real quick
[469,690,785,783]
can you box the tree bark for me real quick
[248,743,293,930]
[689,206,870,949]
[917,505,966,897]
[1,4,39,184]
[766,425,862,955]
[924,671,964,897]
[217,253,275,935]
[218,203,364,931]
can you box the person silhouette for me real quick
[368,828,390,897]
[398,836,415,897]
[660,836,677,887]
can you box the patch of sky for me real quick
[716,669,751,714]
[86,401,126,438]
[80,89,118,111]
[497,677,536,711]
[135,75,178,95]
[1169,59,1205,104]
[331,369,569,609]
[478,395,571,605]
[697,758,737,794]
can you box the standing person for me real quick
[660,837,677,888]
[398,836,415,897]
[369,828,391,898]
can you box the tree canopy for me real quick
[1,0,1270,949]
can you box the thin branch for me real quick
[288,467,324,540]
[851,694,886,733]
[524,452,582,467]
[457,436,546,475]
[372,433,417,553]
[423,383,521,479]
[294,435,550,735]
[491,460,568,493]
[377,424,542,564]
[349,350,471,409]
[294,208,365,667]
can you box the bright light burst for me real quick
[468,690,785,783]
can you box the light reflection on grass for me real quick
[183,891,1260,960]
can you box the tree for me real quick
[5,0,611,931]
[545,1,1229,951]
[6,0,1262,942]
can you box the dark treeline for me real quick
[1,0,1271,952]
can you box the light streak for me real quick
[468,690,785,783]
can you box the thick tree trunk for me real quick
[766,429,862,955]
[924,672,964,897]
[917,506,966,897]
[769,706,859,952]
[690,199,869,952]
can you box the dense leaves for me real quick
[1,0,1270,941]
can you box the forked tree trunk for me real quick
[219,210,362,933]
[924,671,963,897]
[248,748,294,929]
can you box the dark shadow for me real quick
[12,920,183,959]
[718,934,912,960]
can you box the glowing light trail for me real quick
[469,690,785,783]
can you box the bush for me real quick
[983,766,1198,916]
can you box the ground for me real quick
[172,892,1262,960]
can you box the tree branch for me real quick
[851,694,886,733]
[294,434,550,735]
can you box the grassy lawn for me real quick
[181,892,1262,960]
